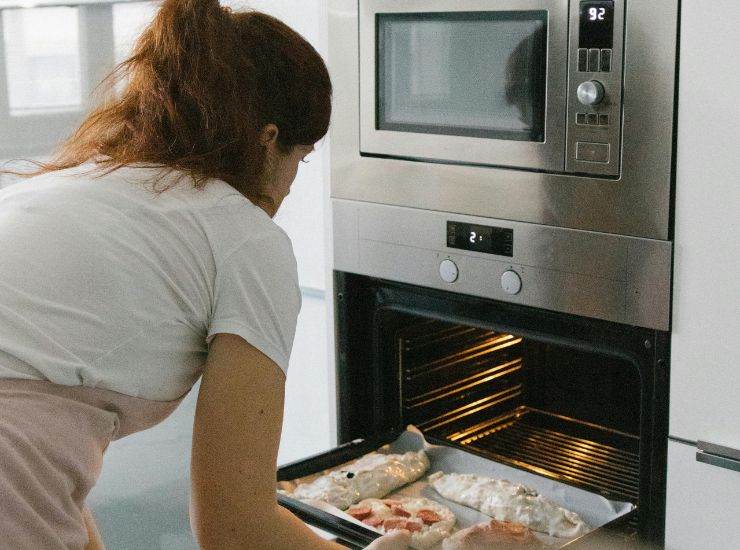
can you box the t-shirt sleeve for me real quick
[206,229,301,375]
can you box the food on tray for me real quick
[348,497,456,549]
[429,472,589,538]
[442,519,541,549]
[290,450,430,509]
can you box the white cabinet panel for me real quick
[670,0,740,447]
[665,440,740,549]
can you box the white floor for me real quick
[86,292,334,549]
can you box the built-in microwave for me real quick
[360,0,625,176]
[332,0,676,241]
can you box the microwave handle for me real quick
[696,441,740,473]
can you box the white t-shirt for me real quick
[0,163,301,401]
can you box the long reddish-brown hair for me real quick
[9,0,332,197]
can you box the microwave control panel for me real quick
[566,0,624,176]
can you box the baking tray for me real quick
[277,427,637,549]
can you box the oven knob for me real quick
[501,270,522,295]
[439,259,459,283]
[577,80,605,106]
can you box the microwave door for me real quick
[359,0,568,172]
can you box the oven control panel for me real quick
[566,0,624,176]
[444,222,521,293]
[438,259,459,283]
[439,260,522,296]
[447,221,513,257]
[333,200,672,331]
[500,270,523,295]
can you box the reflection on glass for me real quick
[3,7,81,116]
[378,12,547,142]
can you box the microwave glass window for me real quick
[377,11,547,142]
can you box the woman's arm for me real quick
[82,506,105,550]
[190,333,345,550]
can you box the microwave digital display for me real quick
[579,1,615,48]
[447,221,513,257]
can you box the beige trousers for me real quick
[0,379,184,549]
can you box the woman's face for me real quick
[270,143,315,209]
[256,125,315,217]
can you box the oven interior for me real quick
[395,315,640,505]
[335,272,669,541]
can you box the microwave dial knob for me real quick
[439,259,459,283]
[577,80,605,106]
[501,270,522,295]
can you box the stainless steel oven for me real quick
[330,271,669,545]
[278,269,670,547]
[284,1,682,546]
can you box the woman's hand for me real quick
[365,529,412,550]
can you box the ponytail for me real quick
[11,0,332,197]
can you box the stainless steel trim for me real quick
[333,199,672,330]
[359,0,568,172]
[328,0,678,239]
[697,441,740,473]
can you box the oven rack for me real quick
[429,406,640,504]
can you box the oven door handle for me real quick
[696,440,740,473]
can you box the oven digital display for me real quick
[447,221,513,257]
[579,1,615,48]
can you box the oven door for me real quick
[359,0,569,172]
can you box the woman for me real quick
[0,1,409,549]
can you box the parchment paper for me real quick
[282,427,636,548]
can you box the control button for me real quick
[599,114,610,126]
[600,49,612,72]
[588,48,600,72]
[577,80,605,106]
[439,259,459,283]
[587,113,598,125]
[501,270,522,295]
[576,141,610,163]
[578,48,588,72]
[577,113,587,125]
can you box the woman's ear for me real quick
[258,124,280,147]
